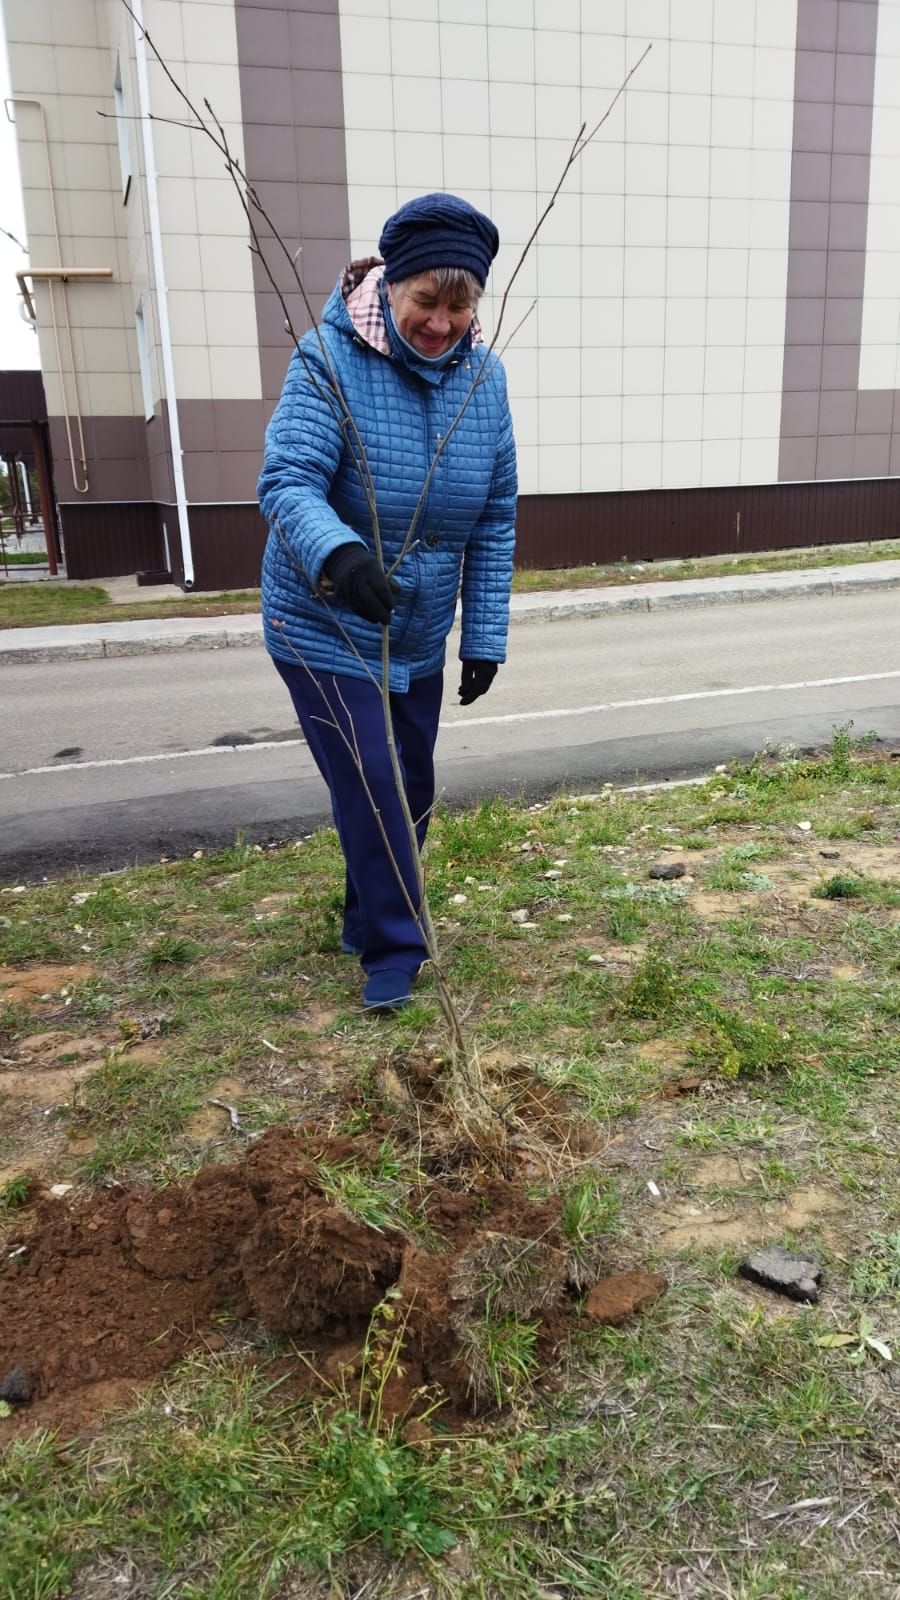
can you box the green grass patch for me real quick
[0,581,261,629]
[510,538,900,594]
[3,748,900,1597]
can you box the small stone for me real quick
[192,849,204,858]
[450,893,468,905]
[544,869,562,879]
[49,1183,74,1198]
[587,953,605,964]
[509,908,530,923]
[0,1366,33,1405]
[797,821,813,833]
[820,850,840,860]
[402,1417,432,1446]
[555,913,573,922]
[649,862,686,880]
[585,1272,668,1325]
[738,1245,822,1303]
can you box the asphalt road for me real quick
[3,589,899,879]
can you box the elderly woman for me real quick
[258,193,517,1012]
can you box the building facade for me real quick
[4,0,900,588]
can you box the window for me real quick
[113,53,132,202]
[135,301,154,420]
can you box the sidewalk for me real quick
[3,556,900,665]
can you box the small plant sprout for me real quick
[0,1175,32,1213]
[145,934,197,969]
[560,1173,621,1250]
[817,1313,892,1365]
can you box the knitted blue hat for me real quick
[379,192,500,288]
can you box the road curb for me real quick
[2,566,899,664]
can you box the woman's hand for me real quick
[458,659,498,705]
[323,544,395,626]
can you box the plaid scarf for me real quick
[340,257,484,355]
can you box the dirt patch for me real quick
[834,842,900,879]
[0,1125,640,1437]
[0,962,96,1009]
[687,1154,751,1189]
[689,891,759,920]
[652,1182,847,1253]
[637,1038,691,1069]
[184,1078,246,1140]
[830,963,864,981]
[0,1030,110,1108]
[0,1061,97,1107]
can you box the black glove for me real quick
[459,659,498,705]
[323,543,395,626]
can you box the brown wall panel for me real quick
[514,479,900,570]
[188,502,267,591]
[0,370,47,422]
[59,502,166,579]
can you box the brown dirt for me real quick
[585,1271,668,1324]
[0,1125,646,1437]
[0,961,96,1009]
[651,1182,848,1252]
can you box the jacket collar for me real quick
[338,258,484,361]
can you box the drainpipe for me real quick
[130,0,194,588]
[6,96,95,494]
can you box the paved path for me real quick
[3,557,900,664]
[4,585,899,878]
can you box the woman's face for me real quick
[388,273,475,358]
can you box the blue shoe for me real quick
[340,939,363,956]
[363,969,412,1012]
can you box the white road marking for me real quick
[3,667,899,780]
[442,668,900,727]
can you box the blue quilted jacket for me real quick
[258,266,517,691]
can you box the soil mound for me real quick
[0,1127,576,1434]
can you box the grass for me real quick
[511,536,900,592]
[0,582,262,629]
[2,534,898,629]
[0,547,49,565]
[2,737,900,1596]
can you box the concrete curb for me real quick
[2,561,899,665]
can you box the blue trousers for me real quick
[274,658,443,975]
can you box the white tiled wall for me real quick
[859,0,900,391]
[338,0,797,493]
[142,0,260,401]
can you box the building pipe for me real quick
[6,96,93,494]
[130,0,194,588]
[17,267,113,322]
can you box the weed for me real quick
[465,1315,541,1408]
[851,1232,900,1301]
[827,721,877,779]
[618,950,680,1019]
[814,874,863,901]
[0,1174,32,1212]
[560,1172,621,1247]
[817,1312,893,1365]
[820,814,877,840]
[605,896,651,943]
[691,1004,794,1079]
[145,934,198,968]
